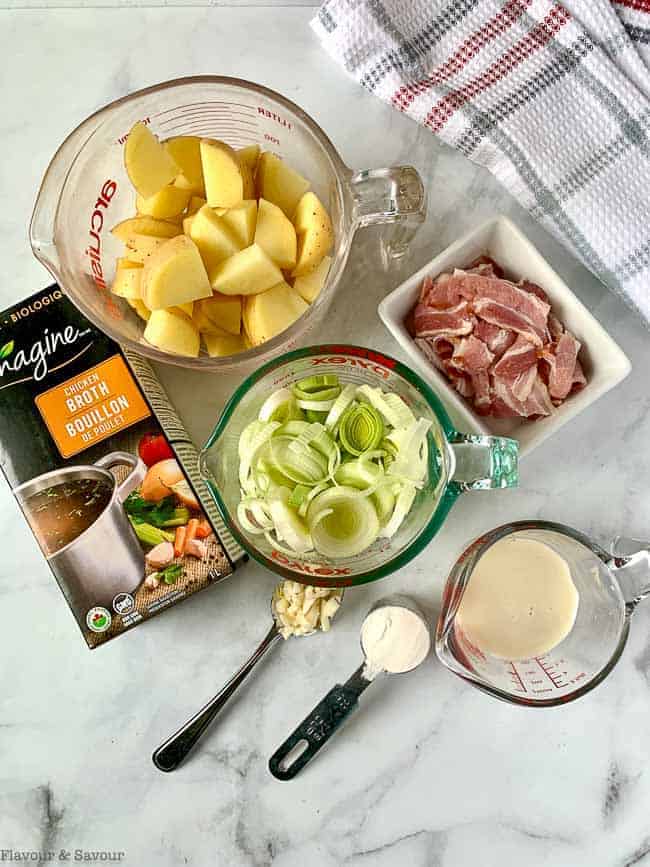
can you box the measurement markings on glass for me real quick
[534,656,566,689]
[154,101,257,116]
[507,661,527,693]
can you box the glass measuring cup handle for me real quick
[268,664,371,781]
[610,536,650,608]
[447,433,519,492]
[348,166,426,265]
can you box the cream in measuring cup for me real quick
[436,522,650,707]
[456,536,579,660]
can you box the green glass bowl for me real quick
[199,345,518,587]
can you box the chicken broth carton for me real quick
[0,285,243,648]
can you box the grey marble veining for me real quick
[2,6,650,867]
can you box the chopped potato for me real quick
[198,294,242,336]
[142,235,212,309]
[189,205,242,271]
[124,234,169,263]
[210,244,283,295]
[200,139,243,208]
[111,265,142,299]
[237,144,260,174]
[203,331,246,357]
[222,200,258,248]
[124,122,179,199]
[111,216,179,242]
[165,136,205,196]
[187,195,207,216]
[254,198,297,269]
[243,281,308,346]
[136,186,191,220]
[256,152,309,218]
[127,298,151,321]
[293,255,332,304]
[144,309,200,356]
[292,192,334,277]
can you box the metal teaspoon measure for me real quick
[152,583,343,772]
[269,594,431,780]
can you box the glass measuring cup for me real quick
[199,344,519,587]
[436,521,650,707]
[30,75,426,371]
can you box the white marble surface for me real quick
[2,6,650,867]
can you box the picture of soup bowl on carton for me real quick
[15,450,146,618]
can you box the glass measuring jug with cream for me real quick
[436,521,650,707]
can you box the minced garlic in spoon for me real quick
[272,580,343,638]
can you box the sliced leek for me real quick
[238,375,431,558]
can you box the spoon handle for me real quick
[152,623,282,772]
[269,665,371,780]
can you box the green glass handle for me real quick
[448,433,519,492]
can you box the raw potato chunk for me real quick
[254,198,297,269]
[198,294,242,335]
[293,255,332,303]
[210,244,283,296]
[200,139,244,208]
[237,144,260,174]
[222,200,257,247]
[112,265,142,299]
[174,301,194,317]
[144,309,200,357]
[124,122,180,199]
[243,282,308,346]
[127,298,151,321]
[165,136,205,196]
[256,152,309,218]
[116,257,142,270]
[187,195,207,216]
[136,186,191,220]
[183,215,195,236]
[112,216,179,241]
[193,305,223,334]
[203,331,246,357]
[292,192,334,277]
[124,234,169,263]
[142,235,212,309]
[189,205,242,271]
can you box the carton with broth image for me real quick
[0,286,243,648]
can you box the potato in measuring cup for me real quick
[112,122,334,358]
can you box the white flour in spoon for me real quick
[361,605,431,680]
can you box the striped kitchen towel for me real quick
[312,0,650,324]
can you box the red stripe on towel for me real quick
[423,3,571,134]
[392,0,532,112]
[614,0,650,12]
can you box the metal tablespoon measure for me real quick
[269,594,431,780]
[152,584,343,772]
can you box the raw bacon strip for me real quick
[448,371,474,399]
[472,298,547,346]
[472,275,551,327]
[494,375,554,418]
[414,336,458,372]
[475,319,517,359]
[449,334,494,372]
[511,364,538,402]
[492,334,538,378]
[548,313,564,340]
[470,256,504,278]
[471,370,492,412]
[414,301,474,337]
[548,332,581,400]
[518,279,550,305]
[571,359,587,393]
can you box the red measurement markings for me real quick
[508,662,527,693]
[534,657,564,688]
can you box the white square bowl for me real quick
[378,216,631,456]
